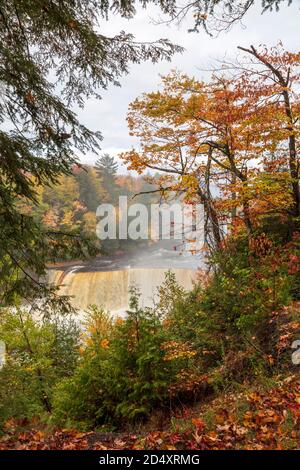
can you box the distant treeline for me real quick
[18,154,157,257]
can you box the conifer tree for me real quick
[0,1,181,307]
[95,154,119,203]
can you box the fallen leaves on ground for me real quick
[0,376,299,450]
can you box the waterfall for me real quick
[48,268,196,315]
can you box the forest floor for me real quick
[0,375,299,450]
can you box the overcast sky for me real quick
[77,1,300,170]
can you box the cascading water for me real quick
[48,267,196,315]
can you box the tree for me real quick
[95,154,119,203]
[0,307,80,421]
[0,1,181,307]
[236,44,300,219]
[75,165,106,212]
[160,0,294,34]
[121,44,300,250]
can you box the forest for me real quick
[18,154,157,257]
[0,0,299,455]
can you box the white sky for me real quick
[76,0,300,170]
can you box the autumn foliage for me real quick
[1,376,299,450]
[122,43,300,249]
[1,43,300,450]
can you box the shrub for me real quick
[53,289,190,427]
[0,309,80,429]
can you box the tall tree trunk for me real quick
[197,187,222,250]
[238,45,300,218]
[282,92,299,218]
[18,312,52,413]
